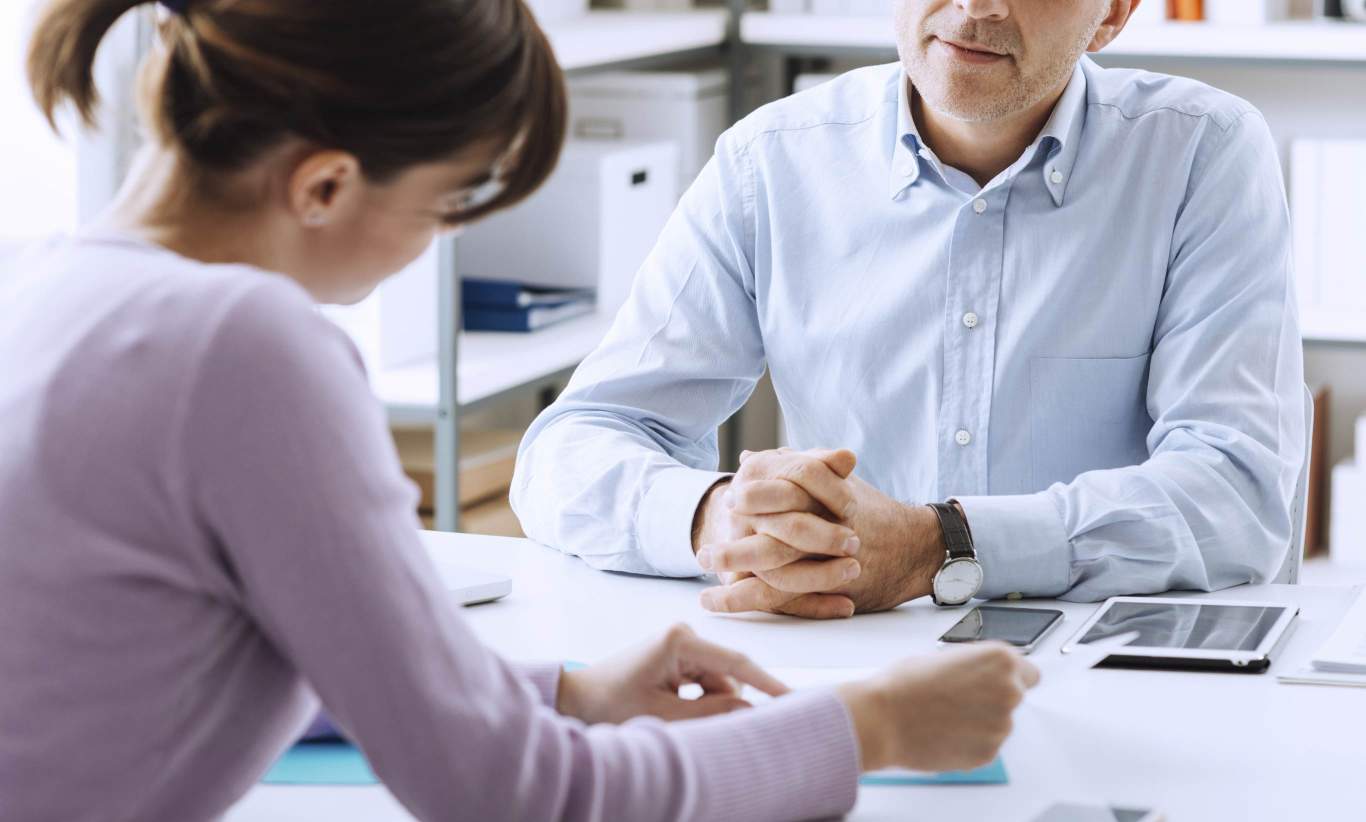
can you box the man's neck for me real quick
[911,76,1070,189]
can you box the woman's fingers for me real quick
[675,628,791,698]
[660,693,752,720]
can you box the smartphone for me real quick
[938,605,1064,654]
[1030,802,1164,822]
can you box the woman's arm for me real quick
[179,279,861,821]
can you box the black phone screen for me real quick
[940,606,1063,647]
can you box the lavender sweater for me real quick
[0,234,860,821]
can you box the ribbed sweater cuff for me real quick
[516,662,564,709]
[671,690,860,821]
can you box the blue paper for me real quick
[262,741,378,786]
[859,757,1007,786]
[265,744,1004,788]
[267,663,590,786]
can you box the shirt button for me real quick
[972,198,988,214]
[955,429,972,446]
[1050,169,1064,185]
[962,312,979,329]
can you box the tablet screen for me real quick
[1077,601,1287,652]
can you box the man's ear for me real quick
[1087,0,1142,53]
[287,149,363,229]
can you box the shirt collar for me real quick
[889,58,1089,207]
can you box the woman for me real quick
[0,0,1039,819]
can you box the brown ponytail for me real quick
[27,0,145,130]
[26,0,566,221]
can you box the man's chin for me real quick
[919,85,1024,124]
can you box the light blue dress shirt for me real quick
[511,58,1305,602]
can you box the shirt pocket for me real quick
[1029,353,1153,489]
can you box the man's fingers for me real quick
[756,557,861,594]
[773,592,857,620]
[679,631,791,698]
[803,448,857,480]
[751,511,858,557]
[726,479,825,516]
[702,534,805,573]
[737,451,857,520]
[700,576,797,614]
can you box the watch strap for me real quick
[928,502,975,562]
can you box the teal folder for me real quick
[263,741,1005,789]
[859,757,1007,786]
[262,741,378,786]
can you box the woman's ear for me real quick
[287,150,363,229]
[1088,0,1142,53]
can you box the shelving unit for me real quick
[377,312,617,425]
[396,8,1366,529]
[411,10,730,530]
[549,10,729,72]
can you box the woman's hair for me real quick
[26,0,565,222]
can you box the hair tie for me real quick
[159,0,191,14]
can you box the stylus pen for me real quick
[1048,630,1143,672]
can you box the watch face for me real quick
[935,558,984,605]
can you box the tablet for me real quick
[1061,597,1299,674]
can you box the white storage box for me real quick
[1292,139,1366,342]
[524,0,588,25]
[568,68,728,185]
[456,140,679,314]
[769,0,809,11]
[1127,0,1166,23]
[844,0,888,15]
[1204,0,1290,23]
[1330,461,1366,564]
[322,240,439,372]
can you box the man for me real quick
[511,0,1305,618]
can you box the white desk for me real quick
[230,533,1360,821]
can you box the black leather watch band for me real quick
[928,502,975,561]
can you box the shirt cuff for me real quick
[516,662,564,709]
[636,466,730,577]
[670,690,860,822]
[954,492,1072,599]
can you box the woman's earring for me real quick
[305,212,326,227]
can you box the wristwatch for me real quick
[928,501,983,607]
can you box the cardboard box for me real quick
[393,428,522,511]
[418,497,525,539]
[1330,461,1366,564]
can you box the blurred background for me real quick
[5,0,1364,577]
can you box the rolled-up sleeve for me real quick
[511,129,765,577]
[961,111,1305,601]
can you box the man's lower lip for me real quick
[934,38,1007,64]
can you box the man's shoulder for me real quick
[724,63,900,152]
[1083,57,1260,134]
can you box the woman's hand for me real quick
[556,624,790,724]
[837,642,1040,773]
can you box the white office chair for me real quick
[1272,385,1314,585]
